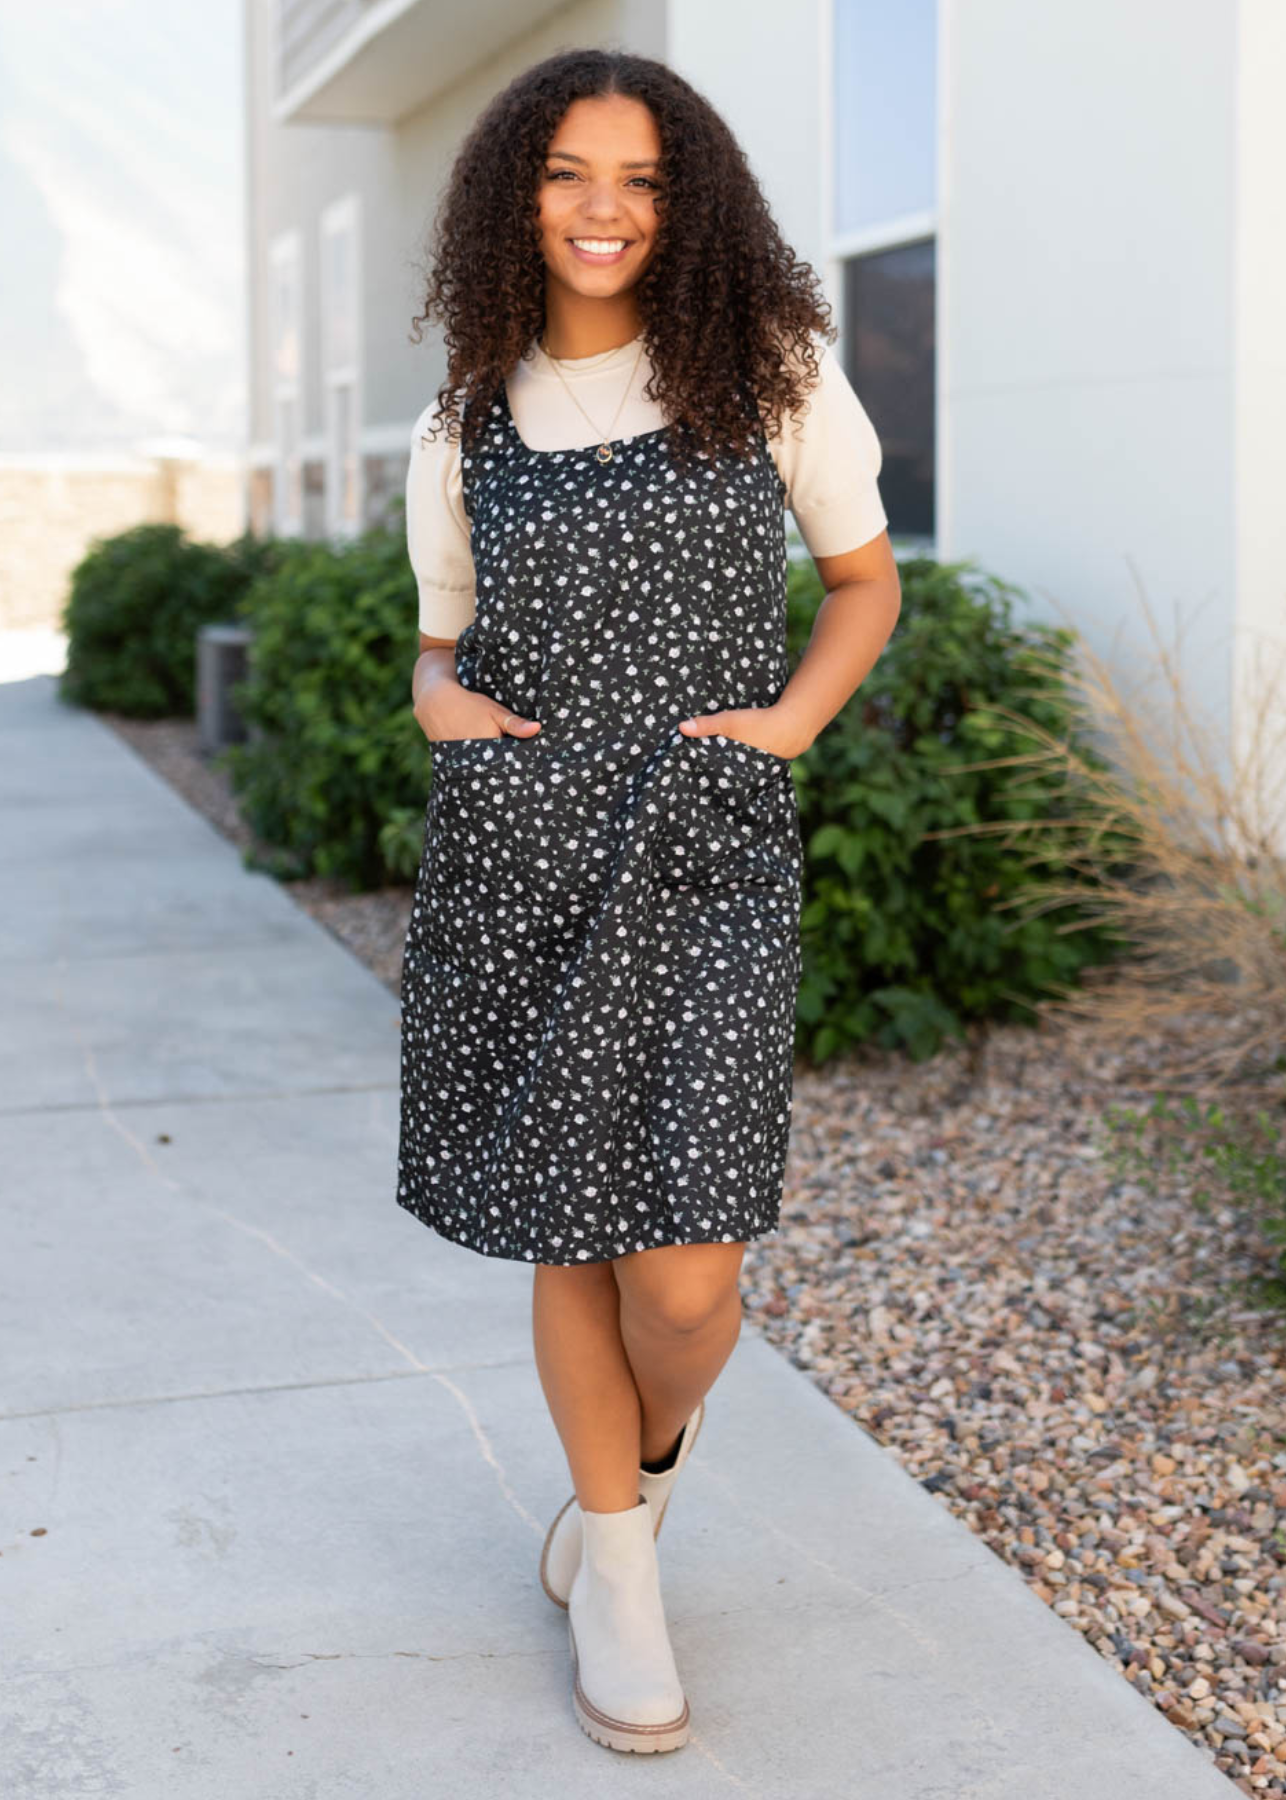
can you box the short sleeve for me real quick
[406,401,476,636]
[774,338,889,558]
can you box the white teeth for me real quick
[572,238,627,253]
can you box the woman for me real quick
[397,48,901,1755]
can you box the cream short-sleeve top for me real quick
[407,331,888,639]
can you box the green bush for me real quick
[59,523,276,718]
[223,529,431,890]
[787,554,1130,1062]
[222,528,1129,1053]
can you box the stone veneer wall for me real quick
[0,457,245,631]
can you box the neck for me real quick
[541,285,642,360]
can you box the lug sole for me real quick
[568,1615,690,1753]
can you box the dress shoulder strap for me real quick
[458,376,513,521]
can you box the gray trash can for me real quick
[197,622,255,755]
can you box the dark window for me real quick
[842,238,935,538]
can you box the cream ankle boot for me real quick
[566,1496,690,1753]
[540,1398,705,1610]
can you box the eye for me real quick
[543,169,661,189]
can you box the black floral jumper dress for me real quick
[396,373,803,1265]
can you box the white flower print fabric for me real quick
[396,379,803,1264]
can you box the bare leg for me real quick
[532,1261,645,1514]
[613,1243,746,1465]
[532,1243,748,1512]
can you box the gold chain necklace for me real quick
[537,333,648,464]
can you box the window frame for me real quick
[268,227,305,537]
[319,192,363,539]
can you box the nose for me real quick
[578,181,628,227]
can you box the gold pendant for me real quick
[596,443,613,464]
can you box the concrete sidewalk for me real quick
[1,671,1229,1798]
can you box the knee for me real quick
[626,1280,732,1338]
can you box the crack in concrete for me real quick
[50,963,543,1541]
[687,1729,765,1795]
[248,1646,548,1669]
[0,1081,396,1122]
[428,1368,545,1537]
[244,1652,765,1794]
[0,1359,532,1425]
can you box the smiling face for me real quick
[536,93,664,306]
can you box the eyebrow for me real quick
[545,151,660,170]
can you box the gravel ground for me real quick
[105,712,1286,1794]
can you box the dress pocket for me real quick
[708,732,794,774]
[430,734,527,776]
[670,733,802,907]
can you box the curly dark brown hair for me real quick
[409,46,836,476]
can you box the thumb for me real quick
[499,710,541,737]
[677,710,733,739]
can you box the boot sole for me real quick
[539,1399,706,1611]
[568,1615,690,1753]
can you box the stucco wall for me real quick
[939,0,1240,744]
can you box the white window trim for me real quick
[319,193,363,538]
[269,227,304,537]
[830,212,937,264]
